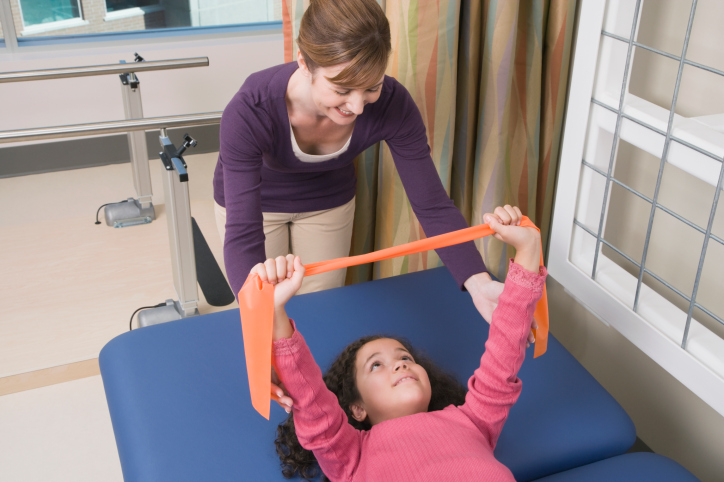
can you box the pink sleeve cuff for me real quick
[506,260,547,293]
[272,319,305,356]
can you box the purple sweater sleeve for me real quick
[459,261,547,449]
[383,83,487,288]
[218,90,272,296]
[273,324,362,481]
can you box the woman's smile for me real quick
[335,106,355,117]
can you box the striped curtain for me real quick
[282,0,576,282]
[453,0,576,278]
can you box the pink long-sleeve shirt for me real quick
[273,261,547,482]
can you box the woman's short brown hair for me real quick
[297,0,391,89]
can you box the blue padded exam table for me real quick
[100,267,636,481]
[532,453,699,481]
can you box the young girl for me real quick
[258,206,546,482]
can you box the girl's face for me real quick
[350,338,432,426]
[301,59,384,125]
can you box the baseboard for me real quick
[0,359,100,396]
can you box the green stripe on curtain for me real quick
[282,0,576,284]
[375,0,461,280]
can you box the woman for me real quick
[214,0,508,333]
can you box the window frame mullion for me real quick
[0,0,19,51]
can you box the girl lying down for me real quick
[254,205,546,482]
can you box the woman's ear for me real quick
[296,50,311,77]
[349,402,367,423]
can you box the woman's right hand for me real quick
[272,367,294,413]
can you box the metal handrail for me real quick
[0,112,222,144]
[0,57,210,83]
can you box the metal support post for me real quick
[0,0,19,52]
[120,67,154,209]
[102,55,157,228]
[138,129,199,327]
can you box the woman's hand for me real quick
[464,272,504,323]
[271,367,294,414]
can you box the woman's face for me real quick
[350,338,431,426]
[305,62,384,125]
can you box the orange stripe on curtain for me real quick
[282,0,294,62]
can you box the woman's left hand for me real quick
[465,272,504,322]
[465,273,537,347]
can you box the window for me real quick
[0,0,281,40]
[17,0,85,35]
[550,0,724,416]
[105,0,158,13]
[19,0,81,26]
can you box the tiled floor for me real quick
[0,152,234,481]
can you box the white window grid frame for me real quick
[550,0,724,416]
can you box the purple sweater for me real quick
[213,62,487,295]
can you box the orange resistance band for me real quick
[238,216,549,419]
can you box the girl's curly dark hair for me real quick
[274,335,467,481]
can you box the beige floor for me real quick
[0,376,123,482]
[0,152,234,481]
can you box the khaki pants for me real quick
[215,197,355,294]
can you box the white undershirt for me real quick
[290,122,352,163]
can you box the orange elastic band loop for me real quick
[239,216,549,419]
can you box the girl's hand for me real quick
[250,255,304,413]
[250,255,306,308]
[483,204,523,230]
[483,205,541,273]
[476,205,538,345]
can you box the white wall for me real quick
[0,28,284,142]
[548,277,724,482]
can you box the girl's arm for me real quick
[458,209,546,449]
[273,328,363,481]
[259,257,364,481]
